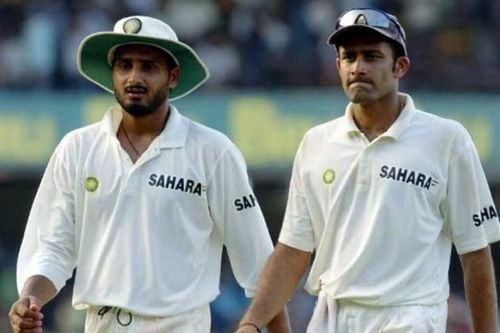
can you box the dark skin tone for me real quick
[236,243,309,333]
[11,44,292,333]
[238,32,498,333]
[9,275,55,333]
[112,44,179,162]
[460,247,498,332]
[9,45,179,332]
[339,40,497,332]
[113,44,292,332]
[235,33,412,333]
[336,32,410,141]
[9,45,179,333]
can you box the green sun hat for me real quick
[77,16,210,101]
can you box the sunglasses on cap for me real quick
[328,8,408,56]
[336,8,406,41]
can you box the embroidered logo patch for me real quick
[123,18,142,34]
[322,169,336,184]
[85,177,99,192]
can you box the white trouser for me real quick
[307,291,448,333]
[84,304,211,333]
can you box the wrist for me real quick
[238,322,262,332]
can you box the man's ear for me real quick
[169,67,180,88]
[394,56,410,79]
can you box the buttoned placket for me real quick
[117,136,163,196]
[354,133,388,190]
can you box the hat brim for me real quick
[327,26,407,55]
[77,32,209,101]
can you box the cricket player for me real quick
[9,16,289,333]
[236,7,500,333]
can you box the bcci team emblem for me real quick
[322,169,336,184]
[85,177,99,192]
[123,18,142,34]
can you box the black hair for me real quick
[386,39,405,60]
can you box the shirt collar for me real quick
[101,104,189,148]
[382,93,416,139]
[331,93,417,142]
[101,105,121,136]
[158,105,189,148]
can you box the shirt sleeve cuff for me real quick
[278,233,315,253]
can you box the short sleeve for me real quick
[278,140,316,252]
[443,132,500,254]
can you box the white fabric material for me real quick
[307,293,447,332]
[113,16,178,40]
[308,294,447,333]
[84,305,210,333]
[279,93,500,306]
[307,291,337,333]
[17,105,273,316]
[107,16,181,66]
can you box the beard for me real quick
[114,85,169,117]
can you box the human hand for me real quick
[9,296,44,333]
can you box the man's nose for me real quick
[127,65,143,84]
[351,57,367,75]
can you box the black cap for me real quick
[328,8,407,56]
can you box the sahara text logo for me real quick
[379,165,438,190]
[473,205,498,227]
[148,173,205,196]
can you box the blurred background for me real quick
[0,0,499,332]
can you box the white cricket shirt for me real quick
[279,94,500,306]
[17,105,273,316]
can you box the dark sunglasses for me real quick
[336,8,406,42]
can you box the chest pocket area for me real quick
[146,173,208,214]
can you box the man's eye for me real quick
[366,54,381,61]
[116,62,130,70]
[143,63,155,71]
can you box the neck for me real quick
[121,105,170,137]
[351,94,404,141]
[117,105,171,162]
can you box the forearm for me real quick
[460,246,498,333]
[21,275,57,306]
[266,308,292,333]
[240,242,311,330]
